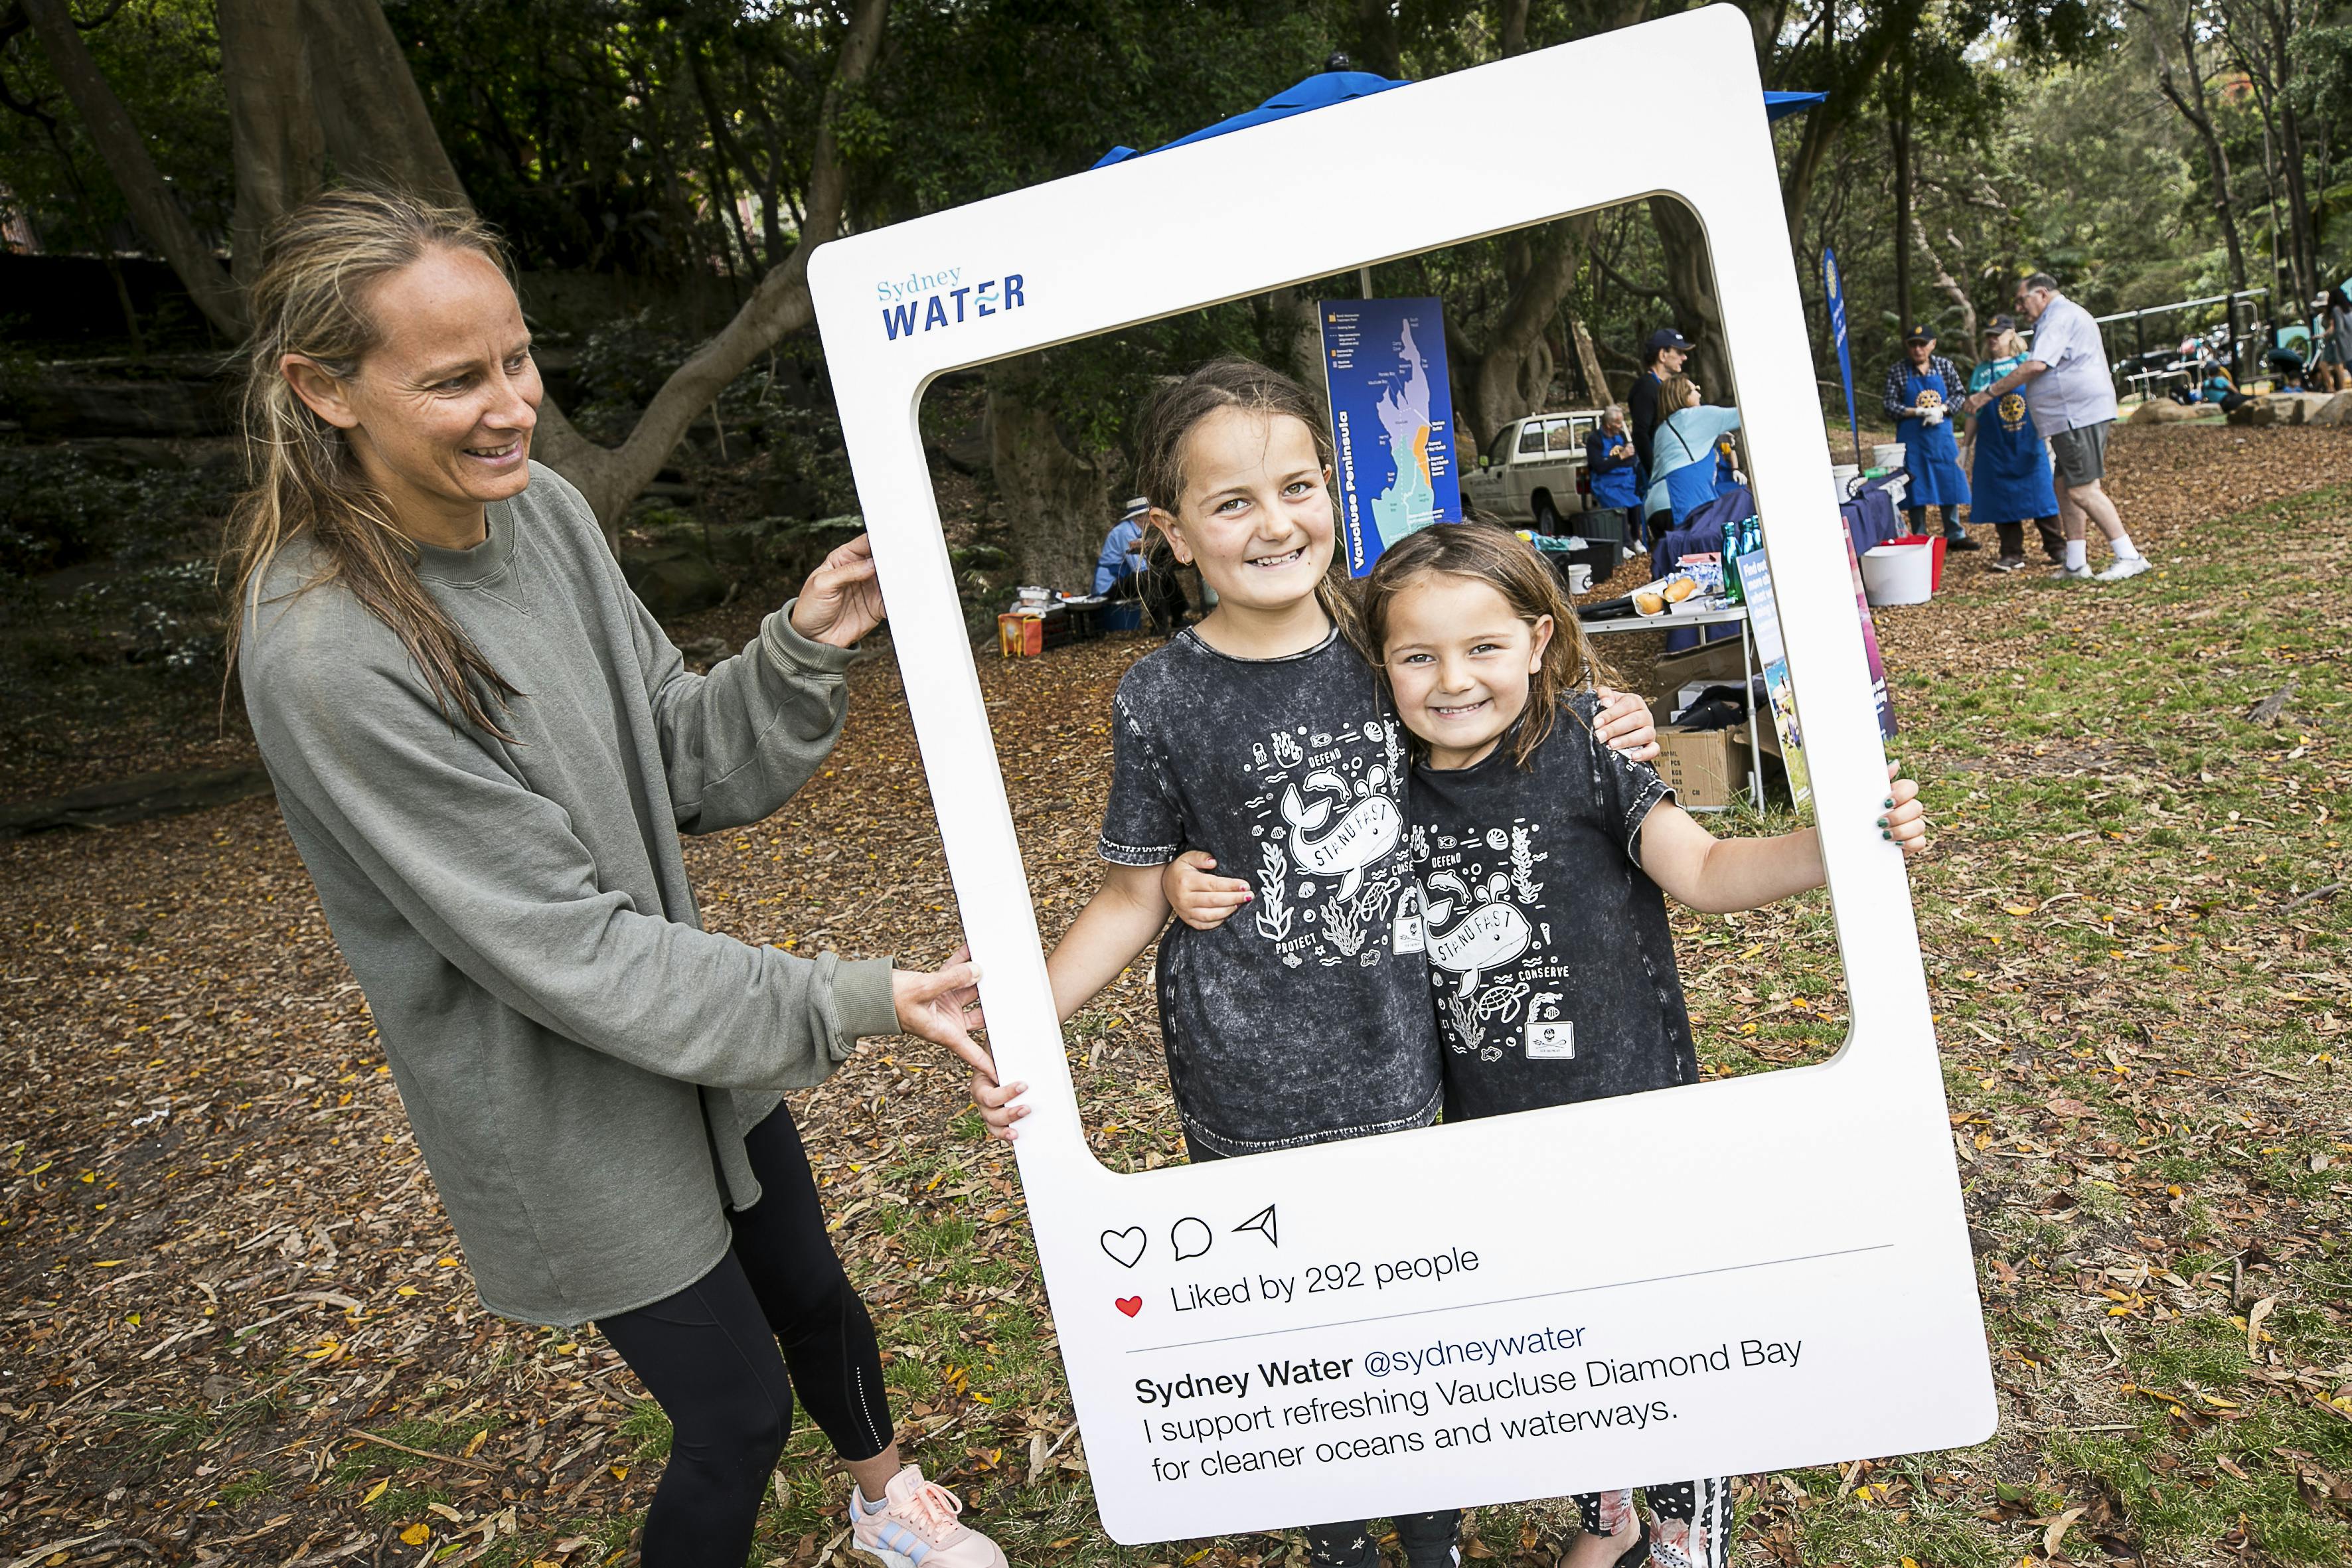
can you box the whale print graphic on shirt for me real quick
[1406,694,1700,1121]
[1095,628,1441,1155]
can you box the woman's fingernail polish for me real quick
[1883,797,1895,809]
[1882,829,1893,840]
[1877,815,1888,827]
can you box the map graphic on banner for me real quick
[1318,297,1462,574]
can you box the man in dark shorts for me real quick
[1965,273,2151,583]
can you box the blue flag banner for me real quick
[1822,248,1861,466]
[1318,296,1462,576]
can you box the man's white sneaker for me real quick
[2095,555,2152,582]
[2053,563,2095,580]
[850,1466,1008,1568]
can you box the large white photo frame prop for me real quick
[810,7,1993,1544]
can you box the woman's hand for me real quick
[1162,850,1252,931]
[1880,763,1929,857]
[1592,687,1660,763]
[890,945,990,1068]
[790,534,886,649]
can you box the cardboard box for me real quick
[1647,702,1741,810]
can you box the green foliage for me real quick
[0,0,231,254]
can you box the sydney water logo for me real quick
[878,268,1026,341]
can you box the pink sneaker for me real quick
[850,1465,1008,1568]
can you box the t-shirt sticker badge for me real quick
[1390,882,1427,955]
[1247,719,1408,968]
[1524,1018,1577,1059]
[1419,820,1550,1059]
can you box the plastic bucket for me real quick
[1101,602,1145,632]
[1885,532,1948,590]
[1830,463,1861,497]
[1873,441,1907,469]
[1860,541,1936,605]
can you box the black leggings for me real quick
[597,1106,892,1568]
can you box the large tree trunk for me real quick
[20,0,245,335]
[1648,196,1729,398]
[986,371,1113,591]
[532,0,891,536]
[1463,226,1582,441]
[218,0,325,291]
[299,0,469,206]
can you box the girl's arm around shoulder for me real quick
[1636,766,1929,914]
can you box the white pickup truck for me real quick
[1460,409,1611,532]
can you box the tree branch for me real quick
[19,0,243,334]
[533,0,892,534]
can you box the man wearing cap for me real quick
[1095,496,1188,629]
[1881,324,1976,550]
[1964,273,2150,582]
[1628,327,1691,473]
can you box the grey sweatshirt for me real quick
[239,463,897,1326]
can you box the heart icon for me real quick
[1099,1227,1147,1268]
[1115,1296,1142,1318]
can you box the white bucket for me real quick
[1830,463,1861,498]
[1859,541,1934,606]
[1873,441,1907,470]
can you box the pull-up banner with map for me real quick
[1318,297,1462,574]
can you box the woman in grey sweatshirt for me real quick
[225,189,1007,1568]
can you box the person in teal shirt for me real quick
[1964,317,2061,572]
[1640,374,1742,534]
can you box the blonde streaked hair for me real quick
[222,187,520,736]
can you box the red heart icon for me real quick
[1115,1296,1143,1318]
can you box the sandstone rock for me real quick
[2128,399,2205,425]
[624,548,726,621]
[2227,398,2277,427]
[2310,391,2352,427]
[1,765,272,838]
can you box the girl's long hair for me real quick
[1131,358,1364,651]
[1360,521,1612,769]
[1986,327,2027,360]
[222,187,520,737]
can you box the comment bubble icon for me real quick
[1170,1216,1213,1261]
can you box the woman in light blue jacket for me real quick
[1641,374,1742,532]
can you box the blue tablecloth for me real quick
[1841,475,1905,554]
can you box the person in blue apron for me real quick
[1583,404,1643,557]
[1880,324,1976,550]
[1963,316,2063,573]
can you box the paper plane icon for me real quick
[1233,1204,1278,1247]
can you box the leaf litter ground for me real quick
[3,423,2349,1567]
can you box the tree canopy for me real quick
[3,0,2347,578]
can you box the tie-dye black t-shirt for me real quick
[1099,627,1443,1157]
[1408,692,1696,1121]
